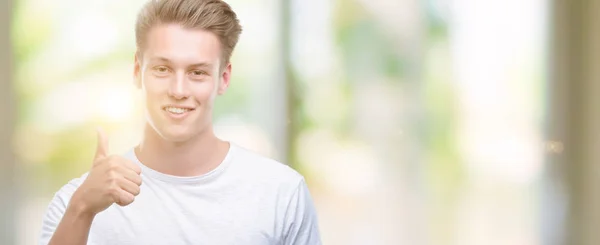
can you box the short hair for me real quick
[135,0,243,66]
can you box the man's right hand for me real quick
[69,128,143,216]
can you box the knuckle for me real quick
[135,177,143,186]
[108,161,121,171]
[112,187,124,198]
[109,187,120,196]
[110,179,119,188]
[106,171,119,182]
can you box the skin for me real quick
[49,23,232,245]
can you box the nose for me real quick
[168,72,190,100]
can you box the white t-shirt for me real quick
[39,143,322,245]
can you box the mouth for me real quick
[162,105,195,118]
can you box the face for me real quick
[134,24,231,143]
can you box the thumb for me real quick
[94,127,109,161]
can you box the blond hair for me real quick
[135,0,242,66]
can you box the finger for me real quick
[110,158,142,184]
[113,188,135,206]
[118,178,141,196]
[119,166,143,186]
[121,159,142,175]
[94,128,109,161]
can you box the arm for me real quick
[45,202,95,245]
[283,179,322,245]
[38,179,94,245]
[40,129,142,245]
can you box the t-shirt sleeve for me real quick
[282,179,322,245]
[38,177,84,245]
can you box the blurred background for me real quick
[0,0,599,244]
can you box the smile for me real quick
[162,106,195,115]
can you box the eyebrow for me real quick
[149,56,214,69]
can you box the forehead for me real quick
[142,24,222,65]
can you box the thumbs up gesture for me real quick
[69,128,142,216]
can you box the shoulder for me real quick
[51,172,88,205]
[39,172,89,242]
[228,143,305,188]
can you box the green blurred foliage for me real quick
[12,0,251,194]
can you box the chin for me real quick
[162,128,199,142]
[146,111,210,143]
[150,123,200,143]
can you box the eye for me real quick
[153,66,170,74]
[190,70,206,76]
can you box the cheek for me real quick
[142,74,167,92]
[140,79,165,109]
[191,82,217,101]
[142,77,174,104]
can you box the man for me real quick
[38,0,322,244]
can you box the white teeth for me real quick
[165,107,191,114]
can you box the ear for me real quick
[133,52,142,89]
[218,63,232,95]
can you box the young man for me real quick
[38,0,322,244]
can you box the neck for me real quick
[134,123,230,177]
